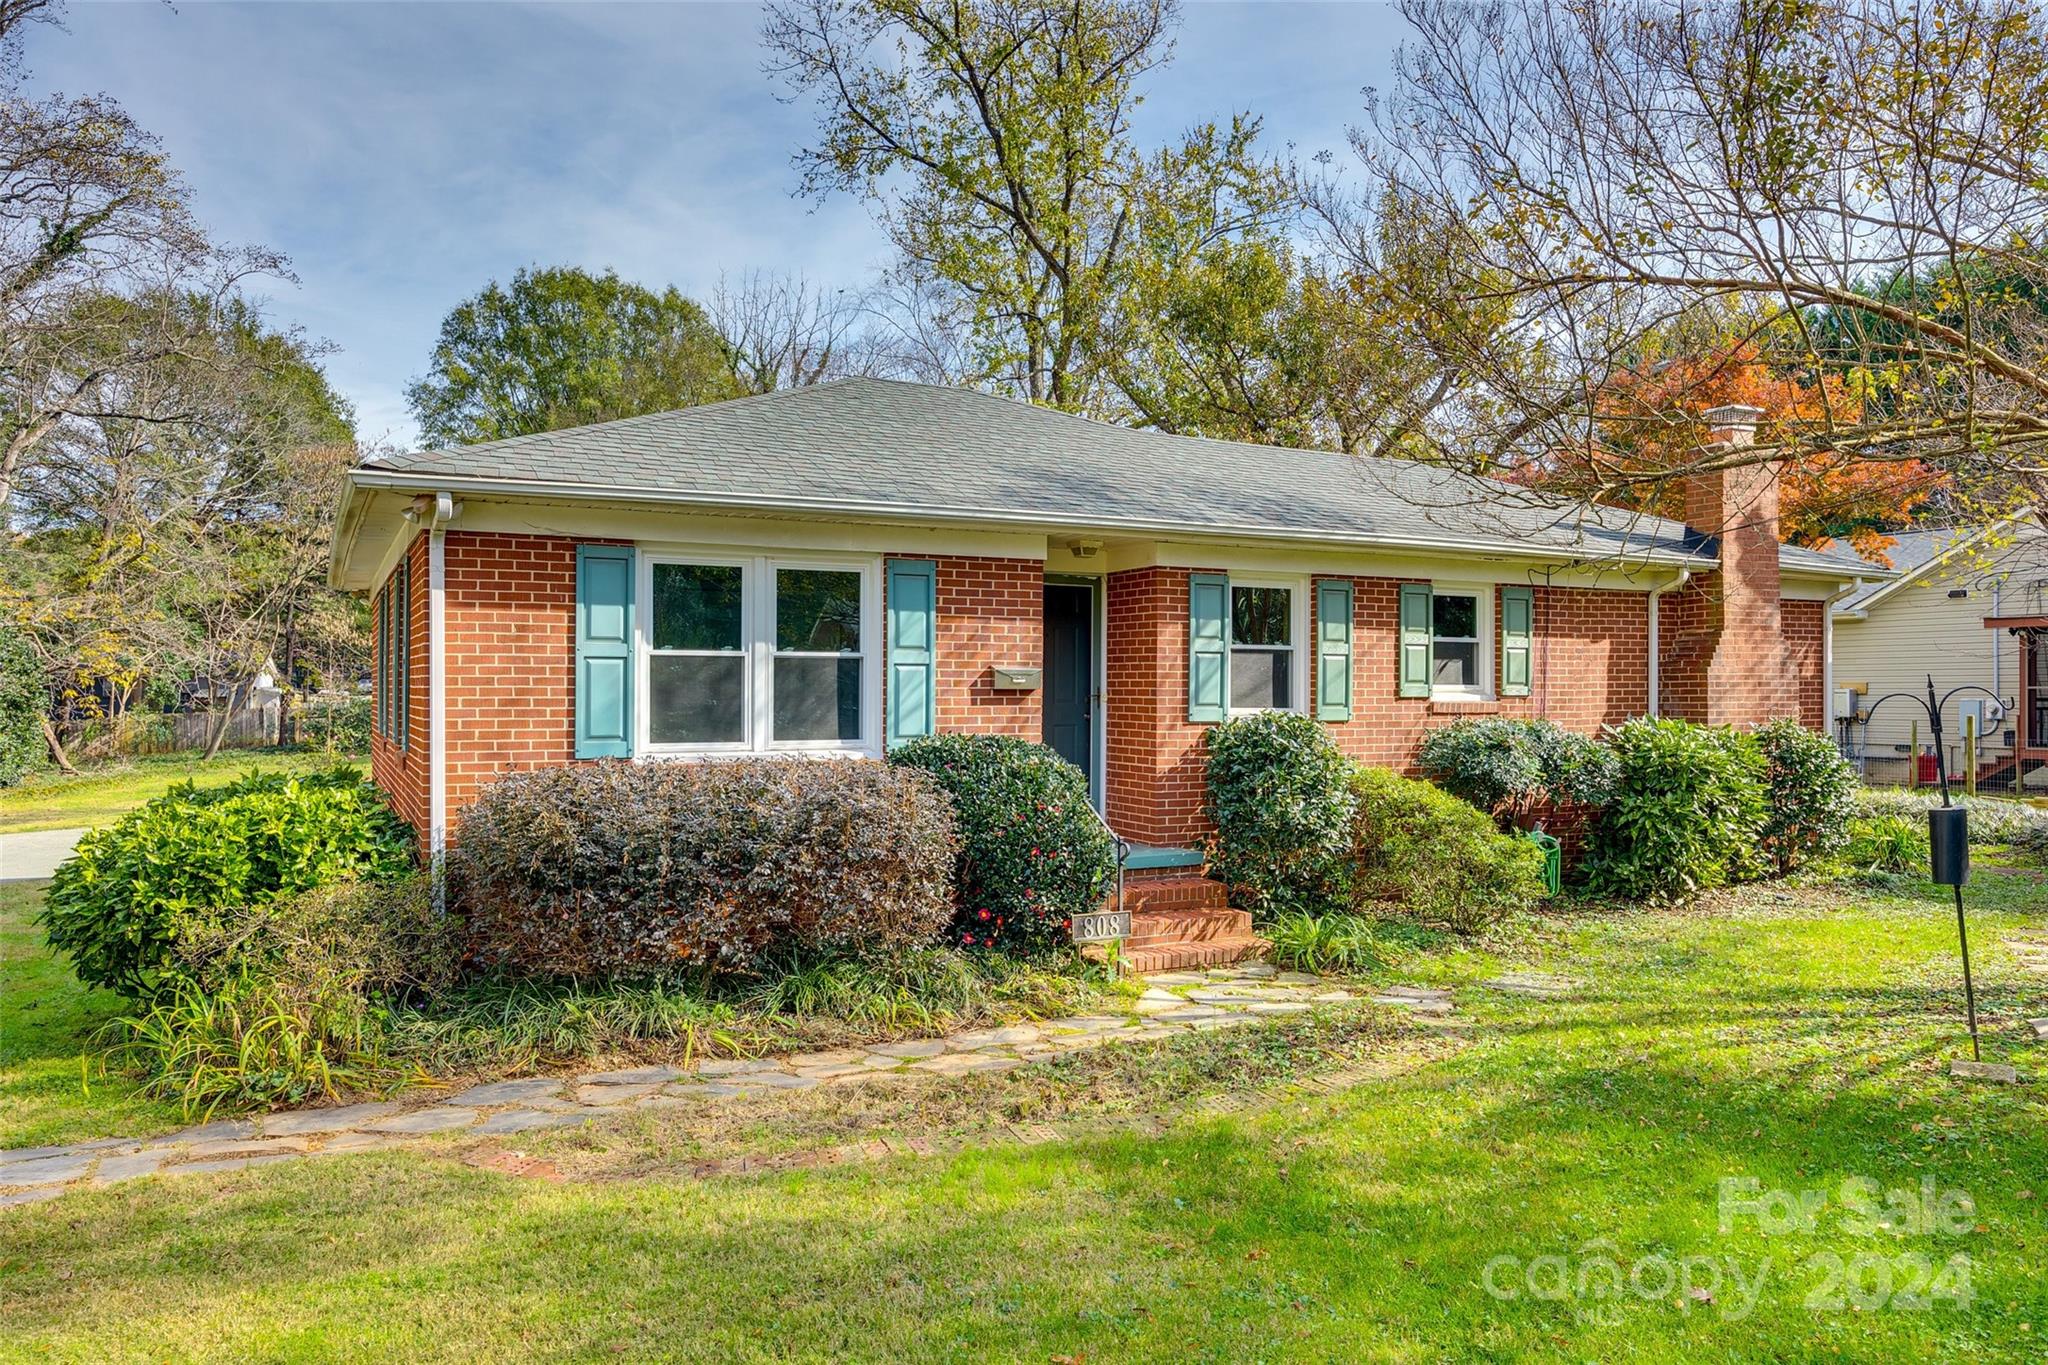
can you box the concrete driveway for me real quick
[0,827,85,882]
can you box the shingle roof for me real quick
[359,377,1869,575]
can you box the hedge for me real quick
[455,758,957,976]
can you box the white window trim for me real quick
[1430,582,1494,702]
[636,550,883,759]
[1227,574,1310,715]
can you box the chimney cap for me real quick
[1701,404,1766,428]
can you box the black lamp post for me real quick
[1858,677,2012,1062]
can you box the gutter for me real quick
[1646,569,1692,718]
[338,466,1720,574]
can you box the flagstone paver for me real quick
[446,1078,566,1107]
[0,960,1447,1208]
[261,1103,401,1136]
[363,1107,480,1135]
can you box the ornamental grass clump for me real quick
[888,733,1115,951]
[454,758,957,977]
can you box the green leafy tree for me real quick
[763,0,1290,414]
[0,621,42,784]
[406,266,740,446]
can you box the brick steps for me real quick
[1098,874,1265,972]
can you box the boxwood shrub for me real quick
[1348,766,1545,932]
[889,734,1114,952]
[1204,711,1356,915]
[455,758,957,976]
[1587,718,1769,900]
[41,767,416,997]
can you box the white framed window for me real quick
[639,552,880,756]
[1430,585,1493,699]
[1229,577,1307,713]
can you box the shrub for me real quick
[1416,717,1617,828]
[1754,719,1858,873]
[889,733,1114,952]
[299,696,372,753]
[1264,911,1384,975]
[171,875,462,1004]
[42,766,416,997]
[0,625,43,787]
[1587,718,1768,900]
[1348,766,1545,932]
[454,758,957,977]
[1843,815,1928,875]
[1854,788,2048,847]
[1204,711,1356,915]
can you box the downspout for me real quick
[1646,569,1692,718]
[427,492,459,907]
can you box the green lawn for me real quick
[0,882,184,1148]
[0,748,367,835]
[3,866,2044,1361]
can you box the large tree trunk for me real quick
[39,713,76,775]
[201,687,240,760]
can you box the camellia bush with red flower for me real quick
[888,733,1115,953]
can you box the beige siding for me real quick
[1833,526,2046,768]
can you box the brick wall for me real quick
[1782,598,1826,730]
[440,531,583,822]
[1102,569,1654,846]
[922,554,1043,738]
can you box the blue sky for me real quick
[35,2,1407,448]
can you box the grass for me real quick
[3,861,2045,1360]
[0,748,366,835]
[0,882,184,1148]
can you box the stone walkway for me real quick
[2004,933,2048,1040]
[0,963,1462,1209]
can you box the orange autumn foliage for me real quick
[1559,343,1947,565]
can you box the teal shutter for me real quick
[1315,579,1353,721]
[575,544,636,759]
[1188,572,1229,723]
[395,558,411,749]
[886,559,937,746]
[1500,586,1533,697]
[1398,583,1433,699]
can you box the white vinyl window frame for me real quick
[1429,582,1494,702]
[635,551,883,759]
[1226,574,1310,715]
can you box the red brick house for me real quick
[330,380,1871,960]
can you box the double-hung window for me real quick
[1430,588,1487,698]
[1229,580,1304,713]
[642,554,877,755]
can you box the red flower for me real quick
[977,909,991,921]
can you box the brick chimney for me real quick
[1658,404,1797,726]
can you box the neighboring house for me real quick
[328,380,1871,885]
[1831,514,2048,792]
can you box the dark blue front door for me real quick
[1043,582,1094,788]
